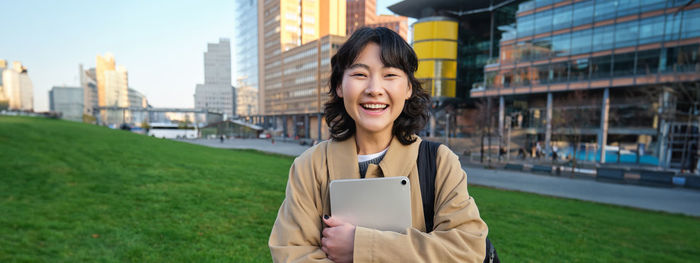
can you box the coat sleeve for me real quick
[352,146,488,262]
[269,157,332,263]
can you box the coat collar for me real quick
[327,134,422,180]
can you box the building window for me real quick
[570,29,592,55]
[613,52,635,77]
[534,9,552,35]
[552,34,571,57]
[617,0,640,17]
[551,62,569,83]
[592,25,614,52]
[636,49,660,75]
[517,14,534,37]
[573,1,593,27]
[570,58,590,81]
[552,4,573,31]
[535,64,550,84]
[639,15,665,44]
[615,20,639,48]
[590,55,612,79]
[594,0,616,21]
[641,0,666,12]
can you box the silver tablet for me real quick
[329,176,412,234]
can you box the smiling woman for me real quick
[325,27,430,147]
[269,27,488,263]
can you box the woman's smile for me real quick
[338,42,412,137]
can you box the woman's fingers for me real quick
[322,226,332,237]
[321,242,328,254]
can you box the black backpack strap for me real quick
[418,140,499,263]
[417,140,441,233]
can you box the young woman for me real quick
[269,27,488,263]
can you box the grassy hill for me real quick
[1,116,292,262]
[1,116,699,262]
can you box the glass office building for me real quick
[472,0,700,169]
[391,0,520,101]
[233,0,259,116]
[392,0,700,169]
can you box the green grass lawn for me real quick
[1,116,699,262]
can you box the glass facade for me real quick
[457,2,519,98]
[233,0,259,115]
[482,0,700,90]
[472,0,700,168]
[392,0,699,168]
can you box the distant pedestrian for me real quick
[536,142,542,159]
[552,145,558,162]
[220,135,224,143]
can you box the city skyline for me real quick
[1,0,403,112]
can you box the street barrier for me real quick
[686,176,700,189]
[504,163,524,171]
[532,165,553,174]
[639,171,675,186]
[596,168,625,182]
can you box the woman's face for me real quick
[337,42,412,137]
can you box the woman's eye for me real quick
[385,74,398,77]
[351,73,367,77]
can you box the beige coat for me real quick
[269,135,488,262]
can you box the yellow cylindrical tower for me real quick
[412,17,458,98]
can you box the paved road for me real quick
[178,138,309,157]
[465,166,700,217]
[181,138,700,217]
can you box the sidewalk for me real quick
[181,138,700,217]
[177,138,309,157]
[464,166,700,217]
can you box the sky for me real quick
[1,0,405,112]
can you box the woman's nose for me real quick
[364,75,384,96]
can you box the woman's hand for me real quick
[321,215,355,263]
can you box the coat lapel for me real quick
[379,135,421,178]
[326,135,423,179]
[326,136,360,180]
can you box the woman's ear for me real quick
[336,85,343,98]
[405,83,412,100]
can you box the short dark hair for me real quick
[324,27,430,145]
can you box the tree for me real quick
[474,98,495,164]
[83,114,97,124]
[551,90,599,175]
[141,120,150,132]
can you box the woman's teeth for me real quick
[362,104,387,109]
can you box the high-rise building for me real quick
[320,0,347,37]
[265,35,346,115]
[104,65,129,108]
[258,0,345,116]
[94,54,130,124]
[79,65,98,117]
[1,61,34,111]
[128,88,148,109]
[255,0,345,139]
[49,86,83,122]
[194,38,236,118]
[371,15,409,41]
[233,0,259,116]
[346,0,408,40]
[96,54,116,108]
[346,0,376,36]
